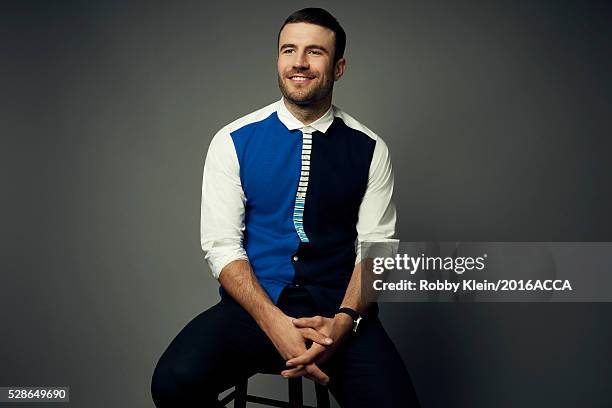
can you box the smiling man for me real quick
[151,8,420,407]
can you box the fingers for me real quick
[283,366,314,382]
[298,328,333,346]
[282,363,329,385]
[281,365,304,377]
[305,363,329,385]
[292,316,325,329]
[286,344,324,367]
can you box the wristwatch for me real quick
[336,307,363,334]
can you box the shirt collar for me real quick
[276,98,335,134]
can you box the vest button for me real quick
[292,255,299,262]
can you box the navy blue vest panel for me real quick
[297,118,375,314]
[227,111,376,315]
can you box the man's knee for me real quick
[150,354,217,407]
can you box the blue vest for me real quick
[228,110,376,315]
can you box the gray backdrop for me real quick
[2,0,611,407]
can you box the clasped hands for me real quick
[265,312,353,385]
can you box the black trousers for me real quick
[151,287,420,407]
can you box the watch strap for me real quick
[336,307,363,333]
[337,307,360,321]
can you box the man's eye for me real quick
[308,50,322,55]
[283,49,295,54]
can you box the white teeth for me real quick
[291,77,309,81]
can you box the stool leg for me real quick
[315,383,330,408]
[233,378,247,408]
[288,377,303,408]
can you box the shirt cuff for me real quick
[204,249,249,279]
[355,238,400,265]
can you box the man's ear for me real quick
[334,58,346,81]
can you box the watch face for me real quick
[353,316,363,333]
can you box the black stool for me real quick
[219,372,330,408]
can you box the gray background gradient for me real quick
[2,0,612,407]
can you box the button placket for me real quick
[292,127,312,243]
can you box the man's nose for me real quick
[292,51,309,69]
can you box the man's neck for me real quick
[283,96,332,126]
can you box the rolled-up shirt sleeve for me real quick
[355,136,400,263]
[200,128,249,279]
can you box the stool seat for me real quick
[218,371,330,408]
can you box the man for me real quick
[151,8,420,407]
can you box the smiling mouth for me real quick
[289,76,314,82]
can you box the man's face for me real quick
[277,22,345,106]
